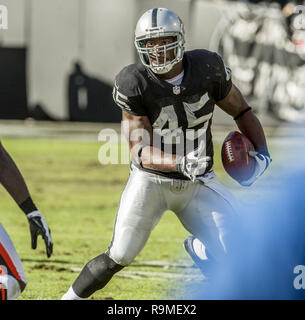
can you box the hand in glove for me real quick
[27,211,53,258]
[239,151,272,187]
[177,141,211,182]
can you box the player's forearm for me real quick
[140,145,178,172]
[235,111,269,155]
[0,144,30,204]
[123,112,179,172]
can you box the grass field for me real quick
[1,137,234,300]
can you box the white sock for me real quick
[61,286,85,300]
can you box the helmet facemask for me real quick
[135,34,184,74]
[134,8,185,74]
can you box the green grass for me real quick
[0,137,231,300]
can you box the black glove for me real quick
[26,211,53,258]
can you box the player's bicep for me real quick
[122,111,153,158]
[216,84,249,118]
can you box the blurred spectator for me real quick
[282,0,305,46]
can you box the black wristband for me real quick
[234,107,252,120]
[19,197,38,215]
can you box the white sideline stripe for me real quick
[70,267,203,281]
[70,260,194,272]
[134,260,194,268]
[70,259,203,281]
[116,270,203,281]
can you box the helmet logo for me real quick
[173,85,181,95]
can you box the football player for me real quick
[61,8,271,300]
[0,140,53,300]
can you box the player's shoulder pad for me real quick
[186,49,225,75]
[186,49,220,65]
[114,63,144,97]
[192,49,231,81]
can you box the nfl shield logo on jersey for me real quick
[173,85,181,95]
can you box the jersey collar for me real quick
[145,54,191,94]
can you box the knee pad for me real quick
[73,253,124,298]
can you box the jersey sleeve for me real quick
[210,53,232,102]
[112,67,146,116]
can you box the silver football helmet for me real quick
[134,8,185,74]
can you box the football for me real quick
[221,131,256,182]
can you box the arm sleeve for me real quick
[112,78,146,116]
[211,53,232,102]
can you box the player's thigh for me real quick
[108,171,166,265]
[176,183,238,259]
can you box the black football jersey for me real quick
[113,49,232,180]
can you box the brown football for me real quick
[221,131,256,182]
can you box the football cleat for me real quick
[0,274,22,300]
[184,236,215,279]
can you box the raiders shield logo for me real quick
[173,85,181,95]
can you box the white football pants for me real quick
[107,164,240,266]
[0,224,27,299]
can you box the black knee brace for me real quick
[72,253,124,298]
